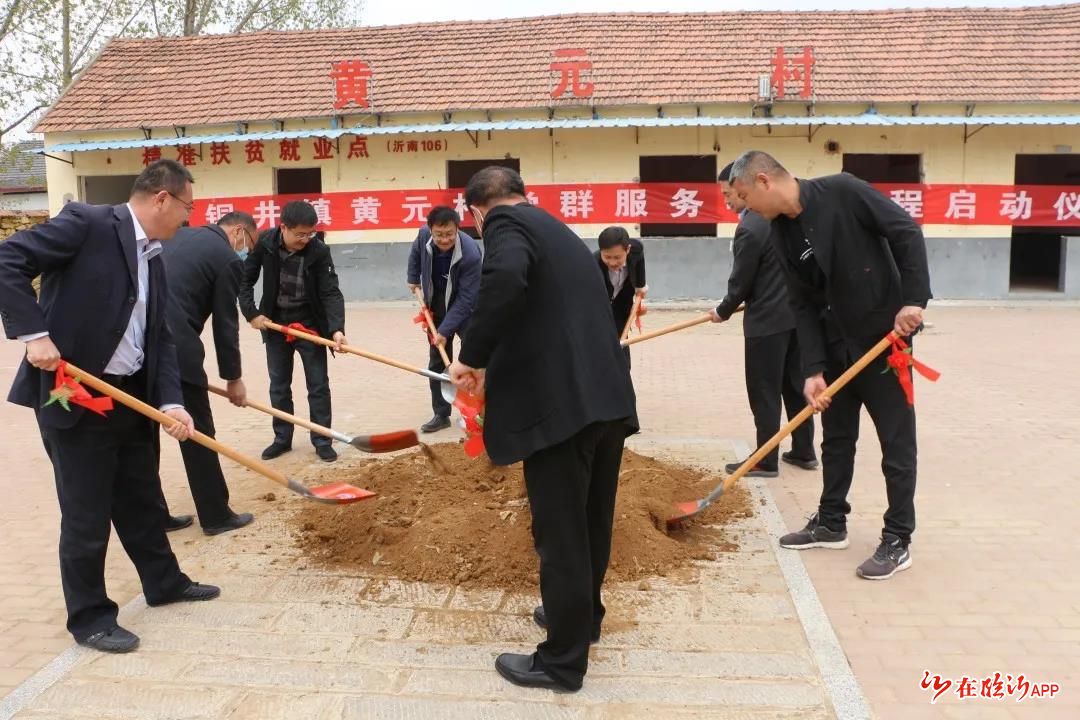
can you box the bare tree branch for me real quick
[1,103,44,135]
[0,0,24,43]
[70,0,119,67]
[232,0,270,34]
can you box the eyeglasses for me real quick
[167,191,194,213]
[286,228,317,240]
[432,231,458,241]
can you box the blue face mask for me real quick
[236,249,248,261]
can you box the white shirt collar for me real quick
[126,203,163,258]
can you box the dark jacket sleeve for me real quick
[438,237,481,338]
[716,219,765,320]
[211,257,243,381]
[0,205,90,338]
[847,175,933,308]
[457,219,534,369]
[238,240,263,321]
[316,247,346,336]
[630,239,646,289]
[768,229,828,378]
[407,231,422,286]
[152,262,184,408]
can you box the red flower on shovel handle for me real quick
[45,361,113,416]
[882,334,940,405]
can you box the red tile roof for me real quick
[35,6,1080,133]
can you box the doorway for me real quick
[1011,154,1080,292]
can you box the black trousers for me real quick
[427,311,454,418]
[522,419,627,690]
[39,380,190,641]
[265,327,332,448]
[158,381,232,527]
[819,338,918,544]
[744,329,815,470]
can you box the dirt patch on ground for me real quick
[291,443,752,591]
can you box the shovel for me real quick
[264,321,460,405]
[207,384,418,454]
[63,363,375,504]
[413,286,453,368]
[622,306,743,348]
[666,331,898,528]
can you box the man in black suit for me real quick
[158,211,256,536]
[711,161,816,478]
[449,167,638,693]
[239,201,347,463]
[730,150,931,581]
[0,160,221,653]
[595,226,646,367]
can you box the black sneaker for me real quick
[781,452,819,470]
[779,513,849,550]
[316,445,338,462]
[724,460,778,478]
[856,533,912,580]
[421,415,452,433]
[77,625,139,653]
[261,442,291,460]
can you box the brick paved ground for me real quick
[1,303,1078,718]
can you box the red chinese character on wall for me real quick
[550,48,594,99]
[313,138,335,160]
[770,47,814,100]
[406,140,418,153]
[391,140,405,153]
[176,145,198,166]
[279,139,301,162]
[347,137,369,159]
[210,142,231,165]
[245,140,265,164]
[142,147,161,166]
[330,59,371,109]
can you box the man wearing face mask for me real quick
[156,211,256,536]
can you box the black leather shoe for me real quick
[147,581,221,607]
[77,625,139,653]
[420,415,451,433]
[316,445,338,462]
[533,605,600,643]
[165,514,193,532]
[261,442,291,460]
[724,460,779,478]
[203,512,254,536]
[495,652,579,693]
[781,451,819,470]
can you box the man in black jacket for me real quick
[730,150,931,581]
[711,161,816,477]
[239,201,347,463]
[449,167,638,693]
[406,205,482,432]
[595,226,646,367]
[158,212,256,535]
[0,160,220,653]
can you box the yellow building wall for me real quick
[42,103,1080,243]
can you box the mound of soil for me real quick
[291,443,752,590]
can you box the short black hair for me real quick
[280,200,318,228]
[717,161,735,184]
[598,226,631,250]
[427,206,460,228]
[131,159,194,198]
[464,166,527,207]
[218,211,257,233]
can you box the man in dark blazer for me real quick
[730,150,931,581]
[406,205,482,432]
[239,201,347,462]
[595,226,646,367]
[157,211,256,535]
[711,161,816,477]
[449,167,638,693]
[0,159,221,653]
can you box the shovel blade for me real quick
[666,499,706,529]
[308,482,376,504]
[348,429,419,453]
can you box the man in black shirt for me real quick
[729,150,931,581]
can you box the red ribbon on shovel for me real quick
[45,361,113,416]
[412,311,435,345]
[284,322,320,344]
[453,390,486,458]
[883,334,940,405]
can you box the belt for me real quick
[101,371,144,390]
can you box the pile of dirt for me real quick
[291,443,752,591]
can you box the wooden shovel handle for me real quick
[621,306,743,347]
[63,363,292,489]
[265,321,433,379]
[413,287,452,367]
[621,293,643,341]
[712,332,896,502]
[207,384,338,442]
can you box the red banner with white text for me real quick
[191,183,1080,232]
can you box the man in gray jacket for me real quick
[406,206,482,432]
